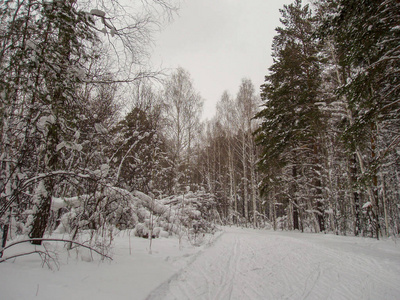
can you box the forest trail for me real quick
[147,227,400,300]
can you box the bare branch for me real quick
[1,238,113,261]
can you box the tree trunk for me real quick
[313,143,325,232]
[271,189,277,231]
[29,193,53,245]
[242,131,248,223]
[1,223,9,258]
[349,154,361,236]
[250,137,257,228]
[30,123,59,245]
[370,122,381,239]
[380,173,389,236]
[228,139,237,224]
[292,166,299,230]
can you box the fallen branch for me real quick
[0,250,49,263]
[1,238,113,262]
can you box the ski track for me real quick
[147,227,400,300]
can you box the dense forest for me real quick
[255,0,400,238]
[0,0,399,256]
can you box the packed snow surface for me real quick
[149,227,400,299]
[2,227,400,299]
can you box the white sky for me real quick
[150,0,293,119]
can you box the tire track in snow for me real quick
[146,229,228,300]
[214,235,240,299]
[147,227,400,300]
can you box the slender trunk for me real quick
[271,189,277,231]
[380,173,389,236]
[233,166,238,225]
[115,140,138,184]
[370,122,381,239]
[349,154,361,236]
[250,135,257,228]
[0,209,11,258]
[228,137,237,224]
[314,143,325,232]
[292,165,299,230]
[30,122,59,244]
[355,148,380,239]
[242,131,248,223]
[326,142,338,234]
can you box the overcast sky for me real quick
[151,0,293,119]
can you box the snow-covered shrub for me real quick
[160,191,219,238]
[49,187,218,244]
[153,227,162,238]
[134,223,150,238]
[50,187,140,234]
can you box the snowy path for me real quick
[147,227,400,300]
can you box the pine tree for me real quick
[255,0,326,231]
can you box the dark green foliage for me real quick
[255,0,400,236]
[111,107,173,195]
[255,1,326,232]
[256,0,323,171]
[328,0,400,149]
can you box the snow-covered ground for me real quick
[149,227,400,299]
[1,227,400,299]
[0,230,217,300]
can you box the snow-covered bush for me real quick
[160,191,219,238]
[49,187,218,242]
[50,187,140,234]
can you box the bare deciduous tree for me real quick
[163,68,203,189]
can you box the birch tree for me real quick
[163,68,203,190]
[216,91,239,223]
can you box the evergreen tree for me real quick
[111,106,171,195]
[255,0,326,231]
[321,0,400,238]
